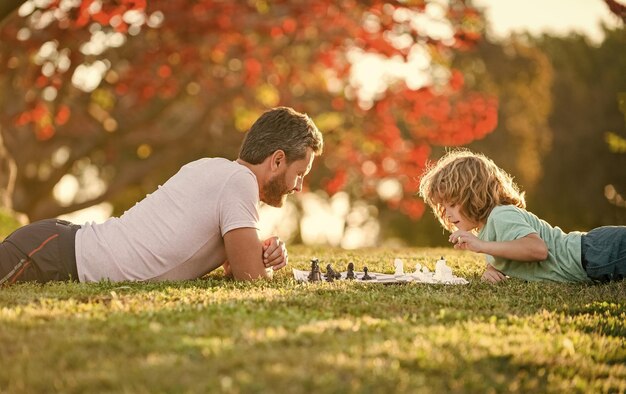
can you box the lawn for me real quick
[0,246,624,393]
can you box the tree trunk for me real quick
[0,130,16,211]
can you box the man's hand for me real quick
[481,264,507,284]
[263,236,288,271]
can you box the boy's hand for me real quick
[481,264,507,283]
[449,230,482,252]
[263,236,288,271]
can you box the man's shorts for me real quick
[581,226,626,282]
[0,219,80,285]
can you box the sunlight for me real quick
[256,192,380,248]
[346,1,456,106]
[300,192,347,246]
[71,60,109,92]
[473,0,622,43]
[376,178,403,201]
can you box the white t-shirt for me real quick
[75,158,259,282]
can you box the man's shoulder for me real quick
[182,158,254,178]
[184,157,232,170]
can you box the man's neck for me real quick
[236,158,266,185]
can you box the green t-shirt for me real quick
[478,205,590,283]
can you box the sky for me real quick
[472,0,622,43]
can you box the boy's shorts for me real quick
[581,226,626,282]
[0,219,80,285]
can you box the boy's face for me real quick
[442,203,479,232]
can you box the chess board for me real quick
[292,268,469,285]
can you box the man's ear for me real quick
[270,150,286,172]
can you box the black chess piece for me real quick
[308,258,322,282]
[325,264,336,282]
[346,262,355,280]
[361,266,372,280]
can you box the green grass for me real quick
[0,208,21,239]
[1,246,624,393]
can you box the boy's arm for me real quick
[451,231,548,262]
[223,228,271,280]
[479,233,548,261]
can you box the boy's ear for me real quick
[270,150,286,172]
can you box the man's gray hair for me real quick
[239,107,323,164]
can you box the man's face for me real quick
[262,149,315,207]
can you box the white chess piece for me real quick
[433,256,453,282]
[409,262,426,282]
[393,258,404,276]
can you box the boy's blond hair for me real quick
[418,149,526,232]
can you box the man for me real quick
[0,106,323,284]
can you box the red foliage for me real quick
[2,0,499,220]
[55,105,71,126]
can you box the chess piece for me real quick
[346,262,355,280]
[325,264,336,282]
[414,263,422,273]
[361,266,372,280]
[393,258,404,276]
[308,258,322,282]
[433,256,453,282]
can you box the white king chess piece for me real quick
[433,256,453,282]
[393,258,404,276]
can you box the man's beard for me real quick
[263,173,290,207]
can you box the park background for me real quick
[0,0,625,245]
[0,2,625,393]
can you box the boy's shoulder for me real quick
[490,204,526,216]
[488,205,537,225]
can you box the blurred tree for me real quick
[377,22,554,246]
[458,39,553,194]
[530,27,626,230]
[603,0,626,23]
[604,94,626,209]
[0,0,497,222]
[0,1,23,23]
[602,0,626,211]
[380,0,625,246]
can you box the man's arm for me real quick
[221,261,233,278]
[223,227,271,280]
